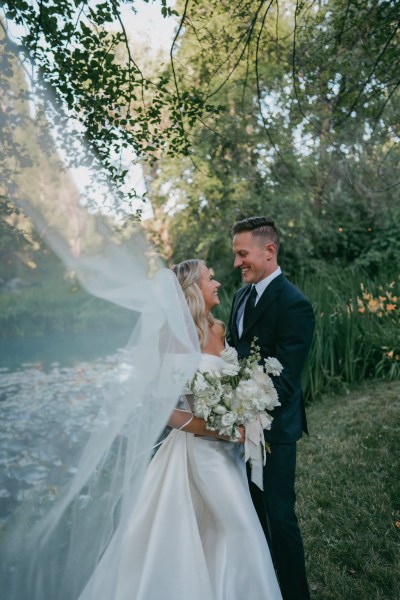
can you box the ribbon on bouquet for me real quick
[244,413,272,490]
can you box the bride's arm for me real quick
[168,409,245,442]
[167,409,220,437]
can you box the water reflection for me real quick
[0,330,132,527]
[0,326,131,372]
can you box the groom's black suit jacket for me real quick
[227,273,315,443]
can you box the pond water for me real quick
[0,327,132,528]
[0,326,132,372]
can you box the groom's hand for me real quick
[236,425,245,445]
[215,426,245,444]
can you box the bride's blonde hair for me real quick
[172,259,215,348]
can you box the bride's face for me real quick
[199,266,221,311]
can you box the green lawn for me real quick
[297,380,400,600]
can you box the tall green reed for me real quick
[300,268,399,401]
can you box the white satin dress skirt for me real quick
[79,354,282,600]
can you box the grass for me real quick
[297,379,400,600]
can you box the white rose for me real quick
[221,411,237,427]
[264,357,283,376]
[221,362,240,377]
[213,404,228,415]
[220,345,239,365]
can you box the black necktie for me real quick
[243,285,257,329]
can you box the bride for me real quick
[79,259,282,600]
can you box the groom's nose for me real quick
[234,256,242,268]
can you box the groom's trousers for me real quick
[248,442,310,600]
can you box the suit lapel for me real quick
[241,274,284,336]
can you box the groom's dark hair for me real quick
[231,216,280,250]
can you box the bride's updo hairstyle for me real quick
[172,259,215,348]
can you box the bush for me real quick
[0,281,133,338]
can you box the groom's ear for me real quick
[264,242,276,260]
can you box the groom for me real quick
[227,216,315,600]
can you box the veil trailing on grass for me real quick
[0,34,200,600]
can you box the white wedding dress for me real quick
[79,353,282,600]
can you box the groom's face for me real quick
[233,231,275,284]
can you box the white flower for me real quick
[189,341,282,442]
[220,345,239,365]
[261,374,275,393]
[193,398,211,420]
[207,387,223,406]
[200,367,223,379]
[221,386,234,409]
[191,372,208,394]
[221,362,240,377]
[262,388,280,411]
[221,411,237,427]
[213,404,228,415]
[264,357,283,376]
[235,379,260,402]
[251,367,271,389]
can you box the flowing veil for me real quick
[0,30,200,600]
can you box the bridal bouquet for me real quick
[189,340,282,489]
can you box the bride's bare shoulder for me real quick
[211,319,225,340]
